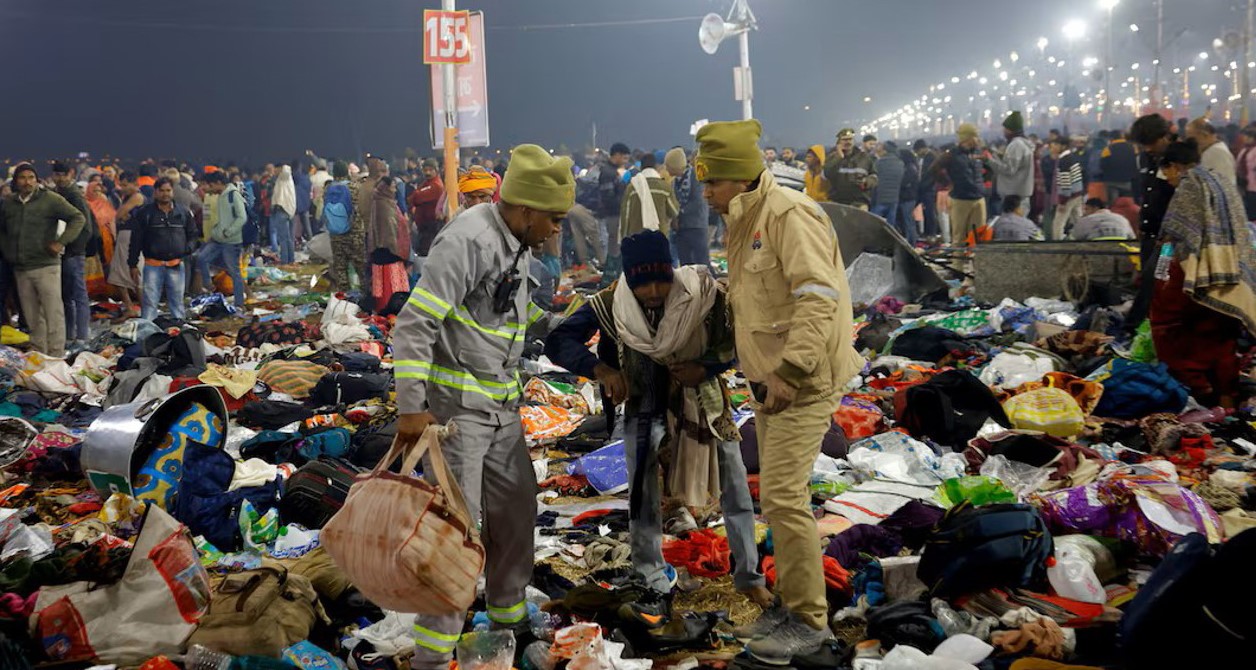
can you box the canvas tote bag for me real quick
[321,423,485,614]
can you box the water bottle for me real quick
[1046,547,1106,604]
[183,644,233,670]
[1153,242,1174,281]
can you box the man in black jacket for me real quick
[1125,114,1178,329]
[1100,130,1139,204]
[915,140,940,239]
[51,162,96,348]
[129,177,198,321]
[597,142,631,282]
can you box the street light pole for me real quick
[739,25,752,120]
[441,0,460,220]
[1244,0,1253,124]
[1155,0,1164,108]
[1102,0,1118,122]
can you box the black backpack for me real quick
[278,457,362,529]
[917,502,1053,599]
[894,370,1010,450]
[1120,530,1256,668]
[309,372,391,406]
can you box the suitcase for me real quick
[280,458,362,529]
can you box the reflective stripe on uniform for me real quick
[526,303,545,326]
[395,360,522,402]
[407,287,454,319]
[450,306,526,340]
[413,624,460,653]
[486,601,528,624]
[793,283,840,301]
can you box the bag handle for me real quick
[369,423,475,528]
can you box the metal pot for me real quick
[82,384,228,496]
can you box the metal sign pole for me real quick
[442,0,460,220]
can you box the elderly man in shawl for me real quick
[545,230,770,623]
[1153,140,1256,408]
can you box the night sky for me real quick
[0,0,1236,164]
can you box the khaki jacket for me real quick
[725,170,863,395]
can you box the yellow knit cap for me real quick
[957,123,979,141]
[694,120,765,182]
[500,144,575,212]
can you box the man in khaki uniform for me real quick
[695,120,863,665]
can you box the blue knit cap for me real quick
[621,230,674,289]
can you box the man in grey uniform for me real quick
[391,144,574,669]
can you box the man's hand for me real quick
[761,373,798,415]
[594,363,628,406]
[669,361,706,388]
[130,267,141,286]
[396,411,440,447]
[47,242,64,256]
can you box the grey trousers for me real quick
[411,412,538,670]
[568,204,605,265]
[623,414,765,593]
[16,264,66,357]
[601,215,621,260]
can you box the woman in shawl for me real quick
[1153,141,1256,407]
[271,164,297,264]
[86,174,117,267]
[367,176,409,311]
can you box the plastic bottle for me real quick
[1046,547,1106,604]
[183,644,234,670]
[521,640,556,670]
[1153,242,1174,281]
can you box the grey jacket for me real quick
[393,203,553,420]
[873,154,905,206]
[988,135,1036,197]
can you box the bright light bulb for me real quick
[1100,0,1119,11]
[1062,19,1087,41]
[1199,52,1209,60]
[1037,37,1050,50]
[951,76,960,83]
[1129,23,1139,32]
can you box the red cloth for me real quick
[762,555,852,594]
[662,529,731,579]
[1151,260,1242,404]
[571,509,616,526]
[372,261,410,312]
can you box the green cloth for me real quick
[695,119,766,182]
[619,175,680,238]
[500,144,576,212]
[0,188,88,271]
[1003,111,1025,133]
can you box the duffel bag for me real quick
[279,458,361,529]
[321,424,484,615]
[188,565,325,657]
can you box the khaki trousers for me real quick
[949,198,987,246]
[756,391,842,630]
[1052,196,1085,240]
[16,264,66,357]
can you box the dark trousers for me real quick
[1125,234,1159,329]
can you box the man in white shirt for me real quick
[1186,117,1236,185]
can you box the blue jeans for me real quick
[871,201,898,223]
[61,255,90,341]
[623,414,765,593]
[897,199,919,246]
[142,264,186,322]
[197,241,245,308]
[272,210,294,264]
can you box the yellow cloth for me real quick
[198,363,258,399]
[804,144,829,202]
[458,167,498,194]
